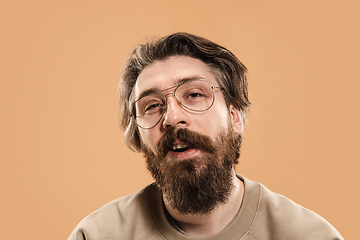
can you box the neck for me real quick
[163,171,244,237]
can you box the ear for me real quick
[229,105,243,135]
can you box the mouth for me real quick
[155,128,213,159]
[171,143,193,152]
[166,141,198,159]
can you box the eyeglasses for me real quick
[131,79,222,129]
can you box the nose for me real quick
[162,94,190,129]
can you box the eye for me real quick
[184,89,205,101]
[146,102,162,110]
[188,92,202,98]
[143,101,164,115]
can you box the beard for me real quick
[142,127,241,215]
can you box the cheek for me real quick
[139,128,162,150]
[194,110,230,137]
[208,106,230,128]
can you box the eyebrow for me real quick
[135,75,205,101]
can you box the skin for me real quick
[134,56,245,237]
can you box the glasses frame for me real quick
[131,78,222,130]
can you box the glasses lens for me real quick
[134,93,165,129]
[175,79,215,111]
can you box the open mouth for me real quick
[171,143,193,152]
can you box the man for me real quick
[68,32,343,239]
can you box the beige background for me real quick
[1,0,358,239]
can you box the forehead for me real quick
[134,56,217,99]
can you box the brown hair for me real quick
[119,32,250,151]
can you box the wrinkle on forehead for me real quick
[134,75,206,101]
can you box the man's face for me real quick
[133,56,243,214]
[134,56,243,159]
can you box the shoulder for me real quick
[68,183,158,240]
[242,177,343,240]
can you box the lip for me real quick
[168,148,199,160]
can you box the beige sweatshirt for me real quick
[68,175,343,240]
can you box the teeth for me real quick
[172,143,188,150]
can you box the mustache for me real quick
[156,128,216,159]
